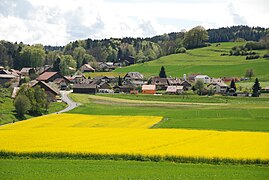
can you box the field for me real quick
[1,159,269,179]
[85,42,269,81]
[69,94,269,132]
[1,113,269,162]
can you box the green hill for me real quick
[88,42,269,81]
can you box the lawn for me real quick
[84,42,269,81]
[69,93,269,132]
[1,159,268,179]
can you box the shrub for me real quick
[175,47,186,54]
[246,55,260,60]
[14,95,31,117]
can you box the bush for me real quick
[14,95,31,117]
[175,47,186,54]
[246,55,260,60]
[263,54,269,59]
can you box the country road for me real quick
[58,91,80,113]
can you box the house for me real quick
[195,75,211,84]
[20,67,35,76]
[167,78,181,86]
[53,78,68,90]
[32,81,60,101]
[180,80,192,90]
[66,74,87,84]
[73,84,97,94]
[150,77,168,90]
[188,74,200,82]
[113,85,135,93]
[142,85,156,94]
[166,86,184,95]
[80,64,95,73]
[36,65,53,75]
[0,74,16,85]
[36,72,70,84]
[123,72,145,87]
[208,82,228,94]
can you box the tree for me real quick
[245,69,254,79]
[230,79,236,92]
[252,78,261,97]
[183,26,208,49]
[59,55,77,76]
[118,76,123,86]
[14,95,31,118]
[73,47,86,69]
[53,57,61,72]
[83,54,96,64]
[194,79,204,95]
[19,45,45,68]
[159,66,167,78]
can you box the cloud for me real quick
[0,0,268,45]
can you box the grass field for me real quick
[1,159,268,179]
[0,95,67,125]
[69,94,269,132]
[85,42,269,81]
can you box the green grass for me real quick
[68,94,269,132]
[1,159,268,179]
[102,42,269,81]
[0,96,67,125]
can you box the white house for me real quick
[195,75,211,84]
[208,82,228,94]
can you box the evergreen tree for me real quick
[159,66,167,78]
[252,78,261,97]
[118,76,123,86]
[230,79,236,92]
[53,57,61,72]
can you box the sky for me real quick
[0,0,268,46]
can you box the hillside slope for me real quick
[88,42,269,81]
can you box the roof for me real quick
[73,84,97,89]
[20,67,33,73]
[195,75,210,79]
[166,86,184,93]
[11,87,20,98]
[124,72,144,80]
[209,82,228,87]
[142,85,156,91]
[81,64,95,71]
[151,77,168,85]
[167,78,181,85]
[36,72,58,81]
[53,78,66,84]
[0,74,16,79]
[265,86,269,90]
[32,81,60,95]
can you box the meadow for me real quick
[69,94,269,132]
[1,159,269,179]
[86,42,269,81]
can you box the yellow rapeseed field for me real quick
[0,114,268,160]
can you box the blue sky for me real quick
[0,0,268,45]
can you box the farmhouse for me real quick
[36,72,70,85]
[73,84,97,94]
[123,72,145,86]
[180,80,192,90]
[208,82,229,94]
[195,75,211,84]
[80,64,95,73]
[150,77,168,90]
[142,85,156,94]
[113,85,135,93]
[166,86,184,94]
[20,67,35,76]
[32,81,60,101]
[167,78,181,86]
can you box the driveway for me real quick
[58,90,80,113]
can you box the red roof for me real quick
[36,72,58,81]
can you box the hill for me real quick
[87,42,269,81]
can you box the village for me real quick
[0,62,267,103]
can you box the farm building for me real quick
[166,86,184,94]
[208,82,229,94]
[0,74,16,85]
[123,72,145,86]
[20,67,35,76]
[150,77,168,90]
[142,85,156,94]
[80,64,95,72]
[167,78,181,86]
[36,72,71,84]
[73,84,97,94]
[113,85,135,94]
[180,80,192,90]
[32,81,60,101]
[195,75,211,84]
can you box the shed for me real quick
[142,85,156,94]
[73,84,97,94]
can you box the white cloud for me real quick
[0,0,268,45]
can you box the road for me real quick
[58,90,80,113]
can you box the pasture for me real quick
[85,42,269,81]
[1,159,269,179]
